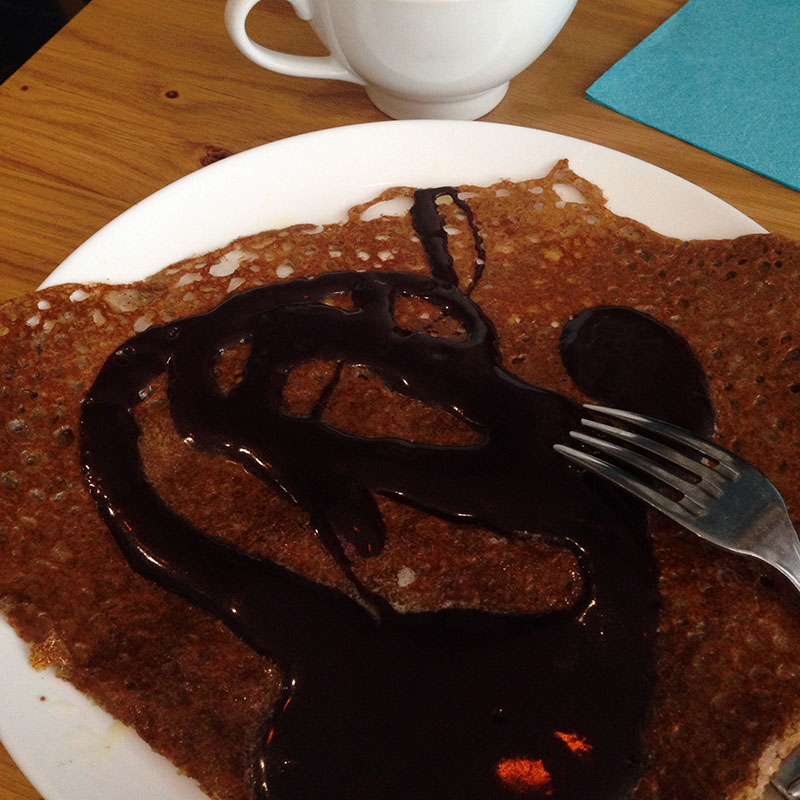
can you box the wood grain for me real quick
[0,0,797,796]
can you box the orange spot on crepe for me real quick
[554,731,592,754]
[496,757,552,793]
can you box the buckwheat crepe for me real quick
[0,162,798,800]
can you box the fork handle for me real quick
[774,552,800,595]
[764,515,800,596]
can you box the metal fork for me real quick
[553,404,800,594]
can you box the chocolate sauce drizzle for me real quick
[560,306,714,436]
[80,189,710,800]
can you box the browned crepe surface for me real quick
[1,161,798,800]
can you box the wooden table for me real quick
[0,0,797,797]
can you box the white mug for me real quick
[225,0,579,120]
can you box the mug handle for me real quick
[225,0,365,85]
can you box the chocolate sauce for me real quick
[410,187,486,291]
[80,189,709,800]
[559,306,714,437]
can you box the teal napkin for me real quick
[586,0,800,191]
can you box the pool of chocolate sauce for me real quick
[81,189,711,800]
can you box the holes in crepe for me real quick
[553,183,588,205]
[209,249,252,278]
[360,196,414,222]
[436,195,483,292]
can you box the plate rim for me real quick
[5,119,767,800]
[43,120,765,289]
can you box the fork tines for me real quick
[554,405,739,523]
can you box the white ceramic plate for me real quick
[3,120,766,800]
